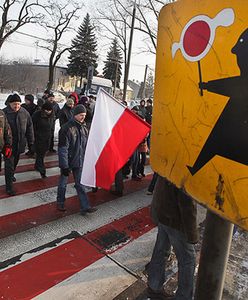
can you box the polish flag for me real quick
[81,88,151,190]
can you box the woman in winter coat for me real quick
[32,102,54,178]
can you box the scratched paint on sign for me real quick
[151,0,248,230]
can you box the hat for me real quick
[79,95,89,105]
[9,94,21,103]
[42,101,53,111]
[25,94,34,102]
[73,104,87,116]
[66,98,74,106]
[48,92,54,98]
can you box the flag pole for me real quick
[122,0,136,102]
[198,60,203,96]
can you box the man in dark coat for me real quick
[58,98,74,127]
[47,93,60,152]
[32,102,54,178]
[21,94,37,116]
[0,109,12,176]
[56,105,97,215]
[147,175,198,300]
[3,94,34,195]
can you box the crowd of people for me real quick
[0,90,153,200]
[0,89,201,299]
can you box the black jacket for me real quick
[59,104,73,127]
[32,110,54,153]
[3,106,34,153]
[151,175,199,244]
[58,119,88,169]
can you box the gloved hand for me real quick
[2,144,12,158]
[61,168,70,176]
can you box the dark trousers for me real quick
[115,169,124,192]
[4,149,20,191]
[35,151,46,175]
[148,172,158,193]
[131,149,139,178]
[49,123,55,150]
[138,152,146,175]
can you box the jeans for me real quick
[148,223,196,300]
[57,167,90,212]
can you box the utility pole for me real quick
[142,64,148,99]
[122,0,136,101]
[194,210,234,300]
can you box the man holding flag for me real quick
[56,105,97,215]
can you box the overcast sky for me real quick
[1,0,157,82]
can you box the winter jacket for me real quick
[3,106,34,153]
[145,106,153,125]
[21,103,37,116]
[58,104,74,127]
[58,118,88,169]
[32,109,54,154]
[151,175,199,244]
[0,110,12,151]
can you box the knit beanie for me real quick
[42,101,53,111]
[73,104,87,116]
[25,94,34,103]
[9,94,21,103]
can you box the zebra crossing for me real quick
[0,151,158,299]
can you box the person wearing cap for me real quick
[3,93,34,195]
[21,94,37,116]
[68,92,79,105]
[56,104,97,215]
[47,93,60,152]
[58,98,74,127]
[32,102,54,178]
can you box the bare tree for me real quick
[37,0,81,90]
[0,0,43,51]
[95,0,173,56]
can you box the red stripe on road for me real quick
[0,160,58,175]
[95,109,150,190]
[0,238,104,300]
[0,206,155,300]
[0,175,74,200]
[0,175,152,238]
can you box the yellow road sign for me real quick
[151,0,248,230]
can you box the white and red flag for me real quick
[81,88,151,190]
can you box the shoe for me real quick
[146,287,175,299]
[141,173,146,177]
[40,173,47,178]
[132,176,142,181]
[25,150,34,156]
[92,187,98,193]
[49,149,57,153]
[86,207,98,213]
[110,190,123,196]
[80,207,98,215]
[146,191,153,195]
[12,176,16,182]
[57,203,66,212]
[6,189,16,196]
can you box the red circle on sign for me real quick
[183,20,211,57]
